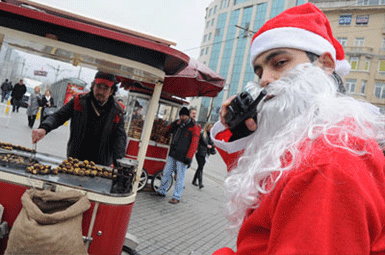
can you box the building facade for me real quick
[193,0,385,122]
[193,0,308,123]
[312,0,385,113]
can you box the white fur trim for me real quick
[250,27,336,66]
[335,59,351,77]
[210,121,249,154]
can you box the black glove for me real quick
[184,157,192,168]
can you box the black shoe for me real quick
[192,182,198,186]
[151,192,165,197]
[199,185,204,189]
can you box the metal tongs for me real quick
[31,142,37,163]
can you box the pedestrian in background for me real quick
[26,86,41,129]
[1,79,12,103]
[40,89,54,124]
[189,107,197,122]
[155,107,200,204]
[10,79,26,112]
[192,122,215,189]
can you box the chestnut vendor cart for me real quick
[0,1,224,254]
[123,87,190,191]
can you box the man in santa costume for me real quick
[211,3,385,254]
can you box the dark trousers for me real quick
[12,98,22,112]
[28,115,37,128]
[193,155,206,186]
[1,91,8,103]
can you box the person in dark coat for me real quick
[11,79,26,112]
[1,79,13,103]
[32,71,127,166]
[192,122,215,189]
[155,107,200,204]
[40,89,55,124]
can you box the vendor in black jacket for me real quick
[32,71,127,166]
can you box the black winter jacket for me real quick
[11,83,26,100]
[166,119,200,165]
[39,92,127,166]
[196,131,215,157]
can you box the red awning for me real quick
[120,58,225,98]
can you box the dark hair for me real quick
[179,107,190,116]
[305,51,345,94]
[91,71,119,95]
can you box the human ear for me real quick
[316,52,335,75]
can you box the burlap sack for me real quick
[5,189,91,255]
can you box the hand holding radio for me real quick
[224,89,267,129]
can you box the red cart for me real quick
[0,1,224,254]
[123,86,190,191]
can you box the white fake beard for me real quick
[224,63,339,229]
[250,63,337,150]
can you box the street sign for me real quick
[34,70,48,76]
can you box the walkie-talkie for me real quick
[224,89,267,130]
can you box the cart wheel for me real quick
[151,170,173,192]
[122,245,140,255]
[137,169,148,191]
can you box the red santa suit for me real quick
[211,121,385,254]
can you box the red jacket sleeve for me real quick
[185,125,200,160]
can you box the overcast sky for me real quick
[33,0,213,59]
[12,0,214,88]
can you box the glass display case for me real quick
[125,93,181,145]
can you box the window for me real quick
[339,15,352,25]
[206,21,210,28]
[360,80,367,94]
[358,0,385,5]
[243,22,250,37]
[203,35,207,42]
[337,37,348,47]
[214,5,218,14]
[374,82,385,99]
[350,57,360,70]
[211,18,215,26]
[200,49,205,56]
[379,60,385,72]
[205,47,209,55]
[215,28,221,37]
[208,33,212,41]
[358,0,369,5]
[364,58,370,71]
[345,79,357,94]
[354,37,365,47]
[356,15,369,25]
[209,8,212,17]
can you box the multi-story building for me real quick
[193,0,385,122]
[312,0,385,112]
[193,0,308,123]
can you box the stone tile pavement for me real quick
[128,167,237,255]
[0,105,237,255]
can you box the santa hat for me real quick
[250,3,350,77]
